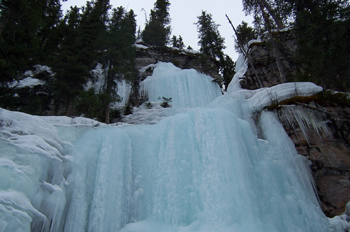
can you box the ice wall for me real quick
[140,62,222,108]
[0,62,333,232]
[87,63,132,107]
[0,110,69,231]
[63,63,330,231]
[63,107,331,232]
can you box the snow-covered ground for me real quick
[0,62,348,232]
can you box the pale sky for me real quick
[61,0,253,61]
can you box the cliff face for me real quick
[134,44,222,83]
[129,44,223,106]
[241,29,301,90]
[276,102,350,217]
[241,30,350,217]
[4,45,223,115]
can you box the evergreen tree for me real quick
[38,0,63,62]
[171,35,178,47]
[234,21,257,52]
[100,6,137,123]
[142,0,171,47]
[0,0,65,110]
[171,35,185,49]
[178,36,184,49]
[196,10,225,62]
[221,55,236,91]
[51,0,111,115]
[292,0,350,91]
[79,0,110,69]
[243,0,286,32]
[51,6,86,115]
[0,0,46,84]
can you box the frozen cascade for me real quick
[140,62,222,108]
[278,105,331,144]
[0,62,335,231]
[87,63,132,107]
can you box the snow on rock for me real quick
[329,201,350,232]
[139,63,157,74]
[9,65,53,89]
[183,48,200,54]
[133,43,148,50]
[9,77,45,89]
[245,82,322,111]
[121,102,188,125]
[41,115,103,127]
[227,78,323,113]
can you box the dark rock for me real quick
[135,46,223,84]
[241,30,302,90]
[277,104,350,217]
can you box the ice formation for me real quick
[140,62,222,108]
[278,104,330,144]
[87,63,132,107]
[0,62,339,232]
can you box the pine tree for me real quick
[142,0,171,47]
[234,21,257,52]
[51,6,86,115]
[0,0,46,84]
[79,0,110,69]
[196,10,225,62]
[242,0,286,32]
[178,36,185,49]
[100,6,136,123]
[221,55,235,91]
[38,0,63,62]
[171,35,185,49]
[171,35,178,47]
[292,0,350,91]
[50,0,111,115]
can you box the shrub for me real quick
[158,96,172,108]
[145,102,153,109]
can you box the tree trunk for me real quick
[260,0,284,30]
[0,10,11,35]
[259,5,286,83]
[105,104,110,124]
[226,14,263,88]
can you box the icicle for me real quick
[278,104,330,145]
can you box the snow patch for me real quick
[139,64,157,74]
[133,44,148,50]
[9,77,45,89]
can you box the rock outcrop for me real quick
[134,43,222,83]
[241,29,301,90]
[240,29,350,217]
[273,94,350,217]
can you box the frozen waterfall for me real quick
[0,62,335,231]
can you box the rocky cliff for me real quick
[240,29,301,90]
[241,29,350,217]
[4,44,223,115]
[275,95,350,217]
[134,42,222,83]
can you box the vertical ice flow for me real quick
[0,62,333,232]
[64,62,330,231]
[140,62,222,108]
